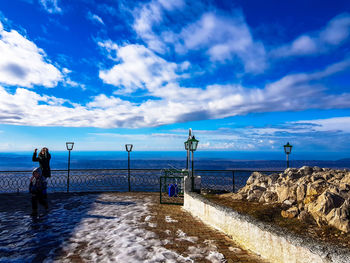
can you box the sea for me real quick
[0,151,349,171]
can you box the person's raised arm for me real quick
[32,148,39,162]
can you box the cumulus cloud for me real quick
[132,1,266,73]
[87,11,104,25]
[132,0,168,53]
[0,21,62,88]
[179,12,267,73]
[1,53,348,129]
[99,43,179,94]
[96,39,350,127]
[39,0,62,14]
[272,13,350,57]
[132,0,185,53]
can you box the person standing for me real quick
[32,147,51,178]
[29,167,48,217]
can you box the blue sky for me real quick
[0,0,349,156]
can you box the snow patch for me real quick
[165,215,178,223]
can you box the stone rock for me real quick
[304,195,317,205]
[246,172,264,185]
[296,184,307,202]
[311,175,325,182]
[281,206,299,218]
[285,170,302,181]
[326,199,350,232]
[238,185,250,194]
[284,168,298,174]
[276,185,290,203]
[307,191,344,226]
[297,202,304,211]
[299,166,314,175]
[340,172,350,185]
[306,180,327,197]
[313,166,322,172]
[246,189,264,202]
[262,191,278,203]
[266,173,279,185]
[283,199,295,206]
[235,167,350,232]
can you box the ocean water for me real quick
[0,151,349,171]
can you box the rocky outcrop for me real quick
[235,167,350,233]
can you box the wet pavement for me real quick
[0,192,266,262]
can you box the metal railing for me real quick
[0,168,283,194]
[196,169,283,193]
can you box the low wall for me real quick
[183,190,350,263]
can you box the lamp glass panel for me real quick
[190,138,199,151]
[191,141,198,151]
[66,142,74,150]
[284,143,292,154]
[184,141,189,150]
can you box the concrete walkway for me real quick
[0,192,266,262]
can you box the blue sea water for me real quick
[0,151,349,171]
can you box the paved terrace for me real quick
[0,192,266,263]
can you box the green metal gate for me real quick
[160,169,188,205]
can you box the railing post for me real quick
[232,170,235,193]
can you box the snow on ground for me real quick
[0,193,226,262]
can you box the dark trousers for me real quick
[31,192,48,211]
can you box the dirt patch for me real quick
[142,200,268,263]
[203,194,350,249]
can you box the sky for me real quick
[0,0,349,156]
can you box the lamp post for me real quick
[125,144,133,192]
[184,130,199,191]
[184,128,192,170]
[66,142,74,193]
[283,142,292,168]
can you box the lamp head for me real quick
[284,142,292,154]
[125,144,133,152]
[189,136,199,152]
[184,140,189,150]
[66,142,74,151]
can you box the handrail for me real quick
[0,168,284,173]
[0,168,284,194]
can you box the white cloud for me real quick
[87,11,104,25]
[180,12,267,73]
[0,21,62,88]
[132,0,166,53]
[320,13,350,45]
[132,1,266,73]
[293,117,350,133]
[272,13,350,57]
[39,0,62,14]
[99,43,179,94]
[0,43,349,129]
[158,0,184,11]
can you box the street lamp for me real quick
[66,142,74,193]
[184,130,199,191]
[283,142,292,168]
[125,144,133,191]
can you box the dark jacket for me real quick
[29,170,47,194]
[32,152,51,178]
